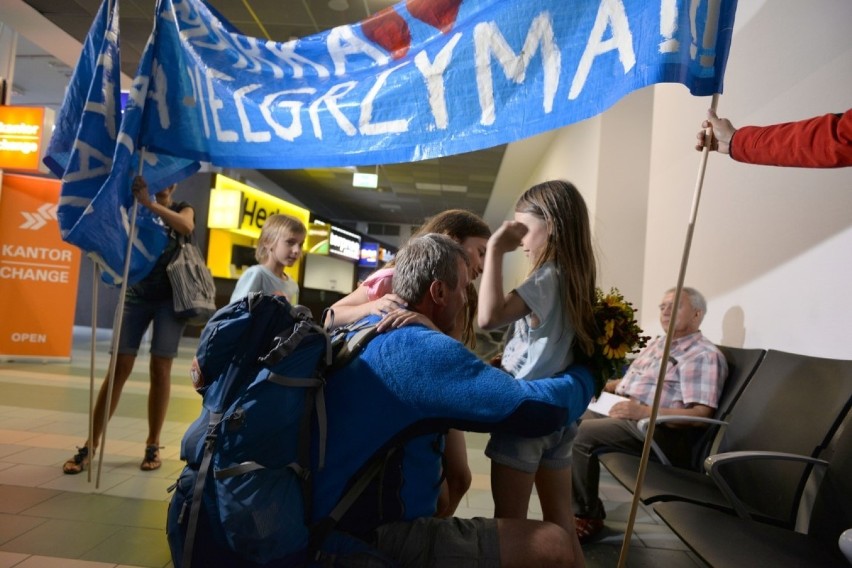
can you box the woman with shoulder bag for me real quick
[63,175,195,474]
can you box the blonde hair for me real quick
[515,180,597,356]
[255,214,307,264]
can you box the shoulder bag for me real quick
[167,234,218,325]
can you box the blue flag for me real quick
[42,0,113,178]
[48,0,738,284]
[138,0,737,168]
[45,0,199,285]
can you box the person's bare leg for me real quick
[147,355,173,445]
[536,466,585,568]
[436,429,472,517]
[497,518,574,567]
[141,354,172,470]
[491,461,536,519]
[92,353,137,447]
[64,353,136,473]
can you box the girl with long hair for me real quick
[478,180,597,566]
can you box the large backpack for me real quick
[166,293,381,568]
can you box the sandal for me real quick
[575,516,605,543]
[140,445,162,471]
[63,446,90,475]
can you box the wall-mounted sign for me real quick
[211,174,309,237]
[330,225,361,262]
[359,242,379,268]
[0,106,55,174]
[207,188,242,229]
[0,174,81,360]
[206,174,310,280]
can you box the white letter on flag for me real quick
[474,12,561,126]
[414,33,462,130]
[569,0,636,100]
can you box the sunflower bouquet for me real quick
[583,287,649,395]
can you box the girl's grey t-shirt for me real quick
[230,264,299,304]
[499,262,574,380]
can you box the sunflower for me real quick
[581,287,650,395]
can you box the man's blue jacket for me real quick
[312,316,594,536]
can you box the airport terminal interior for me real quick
[0,329,703,568]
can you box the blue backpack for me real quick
[166,293,382,567]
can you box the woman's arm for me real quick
[132,177,195,235]
[328,285,408,329]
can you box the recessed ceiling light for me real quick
[328,0,349,11]
[353,172,379,188]
[414,182,468,193]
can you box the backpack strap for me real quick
[309,447,398,561]
[330,322,379,372]
[181,412,223,568]
[260,319,326,367]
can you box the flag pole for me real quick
[95,152,146,488]
[617,93,720,567]
[86,262,99,483]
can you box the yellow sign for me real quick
[0,174,81,360]
[207,188,242,229]
[207,175,310,281]
[0,106,55,174]
[213,174,310,238]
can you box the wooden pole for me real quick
[617,93,720,567]
[86,263,99,483]
[95,153,146,488]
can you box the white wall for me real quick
[490,0,852,358]
[644,0,852,357]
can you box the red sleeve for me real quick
[730,109,852,168]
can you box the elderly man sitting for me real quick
[572,287,728,543]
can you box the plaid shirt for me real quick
[615,332,727,409]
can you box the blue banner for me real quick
[140,0,737,168]
[46,0,198,285]
[47,0,737,284]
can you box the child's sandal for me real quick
[63,446,90,475]
[140,445,162,471]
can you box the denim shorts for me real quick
[117,299,186,358]
[486,422,579,473]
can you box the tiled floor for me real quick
[0,329,703,567]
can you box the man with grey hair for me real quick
[572,287,728,543]
[312,233,595,567]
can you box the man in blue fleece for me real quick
[314,233,594,567]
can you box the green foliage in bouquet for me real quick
[581,288,650,396]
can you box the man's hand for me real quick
[696,109,736,155]
[608,400,650,421]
